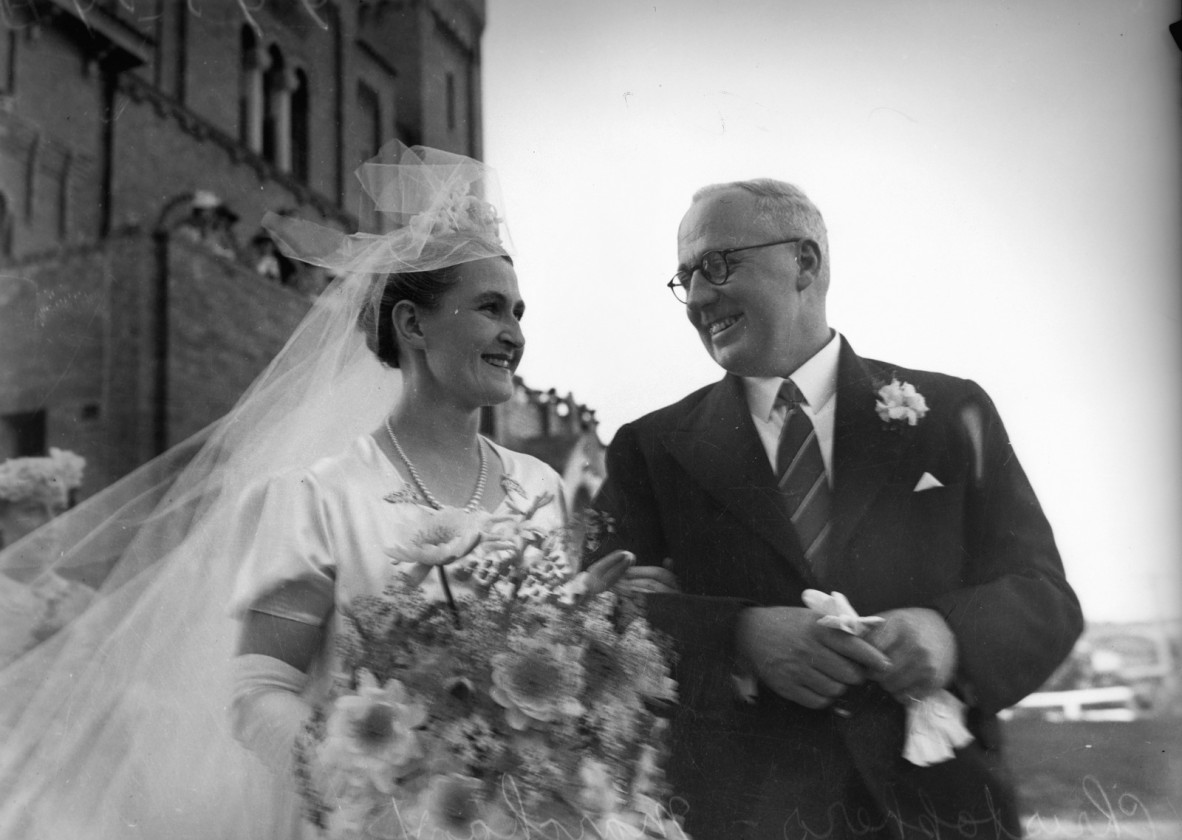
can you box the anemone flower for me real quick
[387,506,483,569]
[489,641,585,730]
[321,671,428,794]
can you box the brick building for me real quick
[0,0,604,508]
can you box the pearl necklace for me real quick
[384,418,488,513]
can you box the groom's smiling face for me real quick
[677,188,819,377]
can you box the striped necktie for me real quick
[775,380,832,571]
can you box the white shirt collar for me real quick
[743,331,841,421]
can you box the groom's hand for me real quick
[865,607,957,701]
[737,607,893,709]
[617,558,681,595]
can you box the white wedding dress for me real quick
[0,432,564,839]
[230,432,567,718]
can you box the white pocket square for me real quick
[913,472,944,492]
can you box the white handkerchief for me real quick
[802,590,884,636]
[903,690,975,765]
[913,472,944,492]
[802,590,976,766]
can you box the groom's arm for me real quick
[924,380,1083,714]
[590,422,753,711]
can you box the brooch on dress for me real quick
[383,486,428,506]
[500,475,526,500]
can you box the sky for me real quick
[479,0,1182,624]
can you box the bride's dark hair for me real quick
[361,266,461,368]
[360,251,514,369]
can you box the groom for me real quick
[588,180,1082,839]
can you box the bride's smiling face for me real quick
[412,257,525,409]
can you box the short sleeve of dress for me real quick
[228,470,336,625]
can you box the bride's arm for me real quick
[225,470,338,776]
[231,581,332,777]
[238,609,324,671]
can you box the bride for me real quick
[0,144,680,838]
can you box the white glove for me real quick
[229,653,312,778]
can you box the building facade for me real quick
[0,0,604,508]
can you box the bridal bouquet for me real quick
[295,490,688,839]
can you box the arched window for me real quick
[239,26,263,152]
[262,45,291,170]
[290,69,309,182]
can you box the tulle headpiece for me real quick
[264,143,513,278]
[263,143,514,353]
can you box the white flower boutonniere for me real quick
[875,378,929,427]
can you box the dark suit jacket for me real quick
[589,339,1083,840]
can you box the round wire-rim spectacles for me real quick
[667,237,803,303]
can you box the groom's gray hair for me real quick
[692,179,829,281]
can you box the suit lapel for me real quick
[661,374,818,585]
[827,341,913,576]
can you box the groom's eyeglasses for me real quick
[667,238,803,303]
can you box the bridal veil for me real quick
[0,143,513,838]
